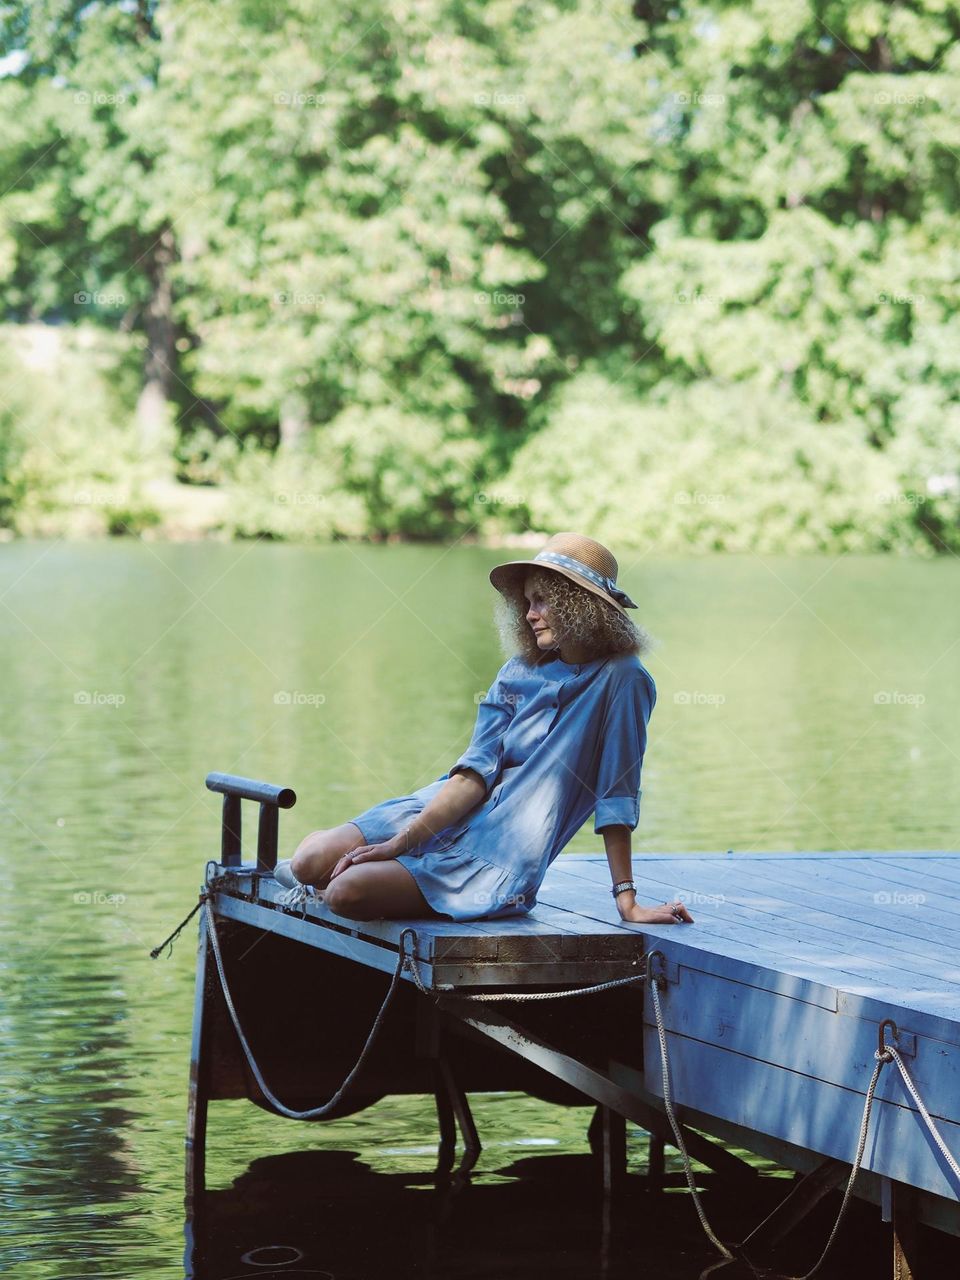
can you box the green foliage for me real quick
[0,0,957,551]
[219,442,366,541]
[0,324,162,536]
[501,371,923,554]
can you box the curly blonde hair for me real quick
[493,567,655,666]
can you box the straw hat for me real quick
[489,532,638,616]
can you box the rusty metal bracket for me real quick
[879,1017,917,1059]
[646,949,678,989]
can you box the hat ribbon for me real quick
[534,549,638,609]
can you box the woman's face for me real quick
[523,573,558,652]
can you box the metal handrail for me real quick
[204,771,297,872]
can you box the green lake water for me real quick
[2,539,959,1279]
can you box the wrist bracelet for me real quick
[611,880,636,898]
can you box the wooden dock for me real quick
[185,775,960,1276]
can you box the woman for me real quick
[274,531,693,927]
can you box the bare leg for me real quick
[322,860,441,921]
[290,822,366,889]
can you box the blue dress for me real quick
[344,650,657,921]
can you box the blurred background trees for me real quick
[0,0,957,551]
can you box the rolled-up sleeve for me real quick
[592,668,656,834]
[448,664,517,796]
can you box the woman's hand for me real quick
[328,834,406,880]
[617,896,694,924]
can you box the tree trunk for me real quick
[136,224,178,460]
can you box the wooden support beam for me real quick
[432,1061,457,1176]
[185,912,211,1198]
[441,998,759,1184]
[435,1057,482,1176]
[891,1181,919,1280]
[740,1158,848,1251]
[648,1135,665,1187]
[600,1106,627,1198]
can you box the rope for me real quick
[780,1049,890,1280]
[648,973,736,1261]
[200,901,416,1120]
[649,966,901,1278]
[149,893,209,959]
[402,942,648,1002]
[882,1044,960,1182]
[158,876,960,1277]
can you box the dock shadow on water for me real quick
[183,1144,942,1280]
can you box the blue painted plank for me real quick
[554,858,960,990]
[214,894,438,976]
[542,868,960,1035]
[643,858,960,989]
[255,876,474,945]
[890,855,960,885]
[812,856,960,908]
[767,856,960,918]
[654,964,960,1115]
[642,1029,960,1204]
[623,876,960,1010]
[523,901,629,935]
[562,854,960,938]
[537,883,856,1012]
[256,869,607,940]
[549,861,960,1000]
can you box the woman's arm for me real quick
[329,770,486,877]
[601,824,693,924]
[400,769,486,849]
